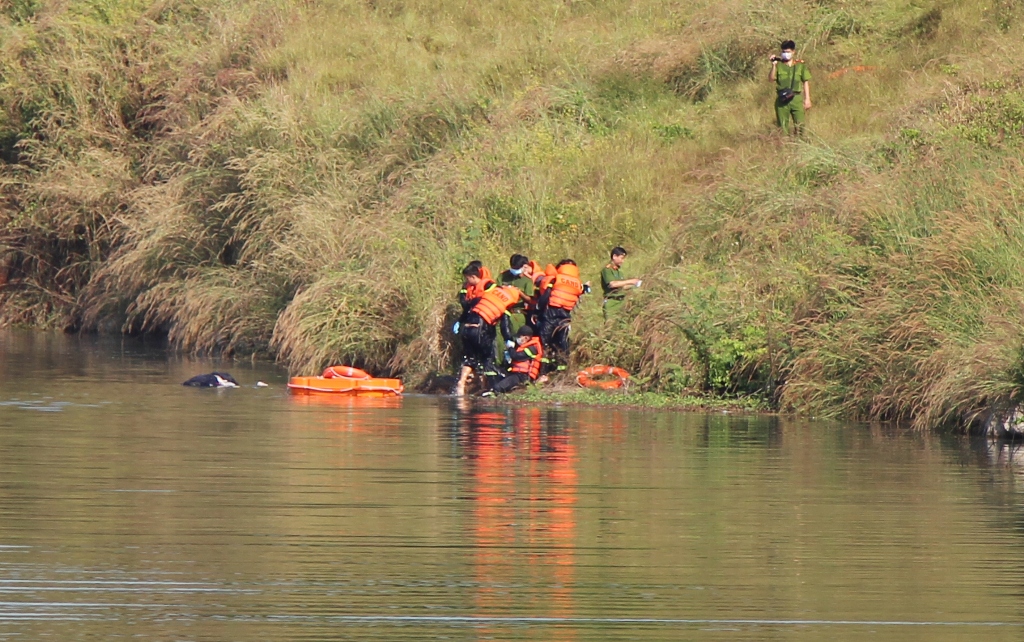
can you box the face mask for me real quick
[510,268,523,276]
[780,51,793,61]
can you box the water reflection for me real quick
[2,330,1024,640]
[447,403,579,638]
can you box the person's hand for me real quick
[769,55,779,64]
[804,98,812,110]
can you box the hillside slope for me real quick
[2,0,1023,427]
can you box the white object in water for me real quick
[214,374,239,388]
[256,381,269,388]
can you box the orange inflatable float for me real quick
[576,365,630,390]
[322,365,371,379]
[288,365,403,397]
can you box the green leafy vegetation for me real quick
[2,0,1024,428]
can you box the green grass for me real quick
[509,385,771,413]
[2,0,1024,429]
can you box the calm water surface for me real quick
[1,330,1023,640]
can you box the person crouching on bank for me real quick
[485,326,544,396]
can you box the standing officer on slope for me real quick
[600,247,642,321]
[768,40,812,136]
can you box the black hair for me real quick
[781,40,796,51]
[462,264,481,278]
[516,325,534,337]
[468,260,483,270]
[611,246,627,258]
[556,259,576,267]
[509,254,529,270]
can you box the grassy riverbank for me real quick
[3,0,1024,428]
[510,385,770,413]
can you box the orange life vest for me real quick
[472,286,521,325]
[548,263,584,310]
[465,278,496,301]
[535,264,556,292]
[511,336,544,380]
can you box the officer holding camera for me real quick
[768,40,812,135]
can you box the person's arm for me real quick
[499,313,513,342]
[509,346,530,363]
[803,80,812,109]
[537,285,551,311]
[769,57,778,82]
[607,278,641,289]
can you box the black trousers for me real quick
[492,372,529,394]
[459,314,497,370]
[538,307,571,373]
[538,307,571,351]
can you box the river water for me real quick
[1,330,1023,640]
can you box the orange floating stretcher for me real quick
[288,365,403,397]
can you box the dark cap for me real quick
[516,326,535,337]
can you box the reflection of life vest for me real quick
[511,337,544,380]
[472,286,521,324]
[548,264,584,310]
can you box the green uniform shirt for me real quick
[775,62,810,94]
[601,265,627,300]
[500,270,535,311]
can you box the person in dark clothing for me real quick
[457,262,496,316]
[536,259,589,373]
[455,285,521,396]
[485,326,544,395]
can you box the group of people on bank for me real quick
[454,247,641,397]
[450,37,810,397]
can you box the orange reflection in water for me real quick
[288,392,404,433]
[462,405,578,640]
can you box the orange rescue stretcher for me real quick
[287,366,404,397]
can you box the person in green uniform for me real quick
[600,247,642,321]
[495,254,536,363]
[768,40,812,136]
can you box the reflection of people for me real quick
[768,39,812,136]
[600,246,641,321]
[486,326,544,395]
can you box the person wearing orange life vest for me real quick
[454,262,496,336]
[455,284,522,396]
[536,259,590,373]
[484,326,544,395]
[458,262,496,315]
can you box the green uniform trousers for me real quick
[775,96,805,135]
[602,298,625,321]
